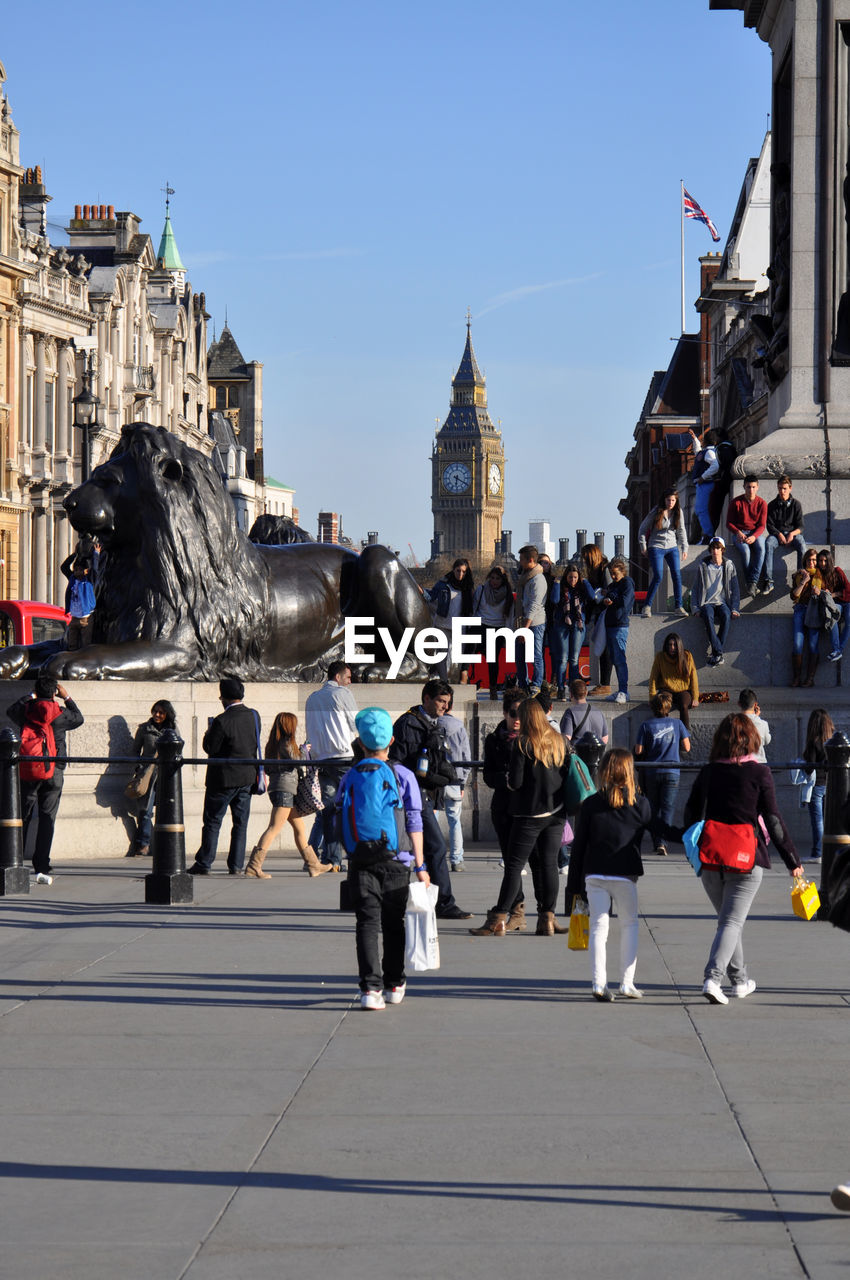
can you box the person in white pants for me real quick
[565,749,651,1001]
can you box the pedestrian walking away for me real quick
[340,707,430,1011]
[566,749,651,1000]
[189,676,260,875]
[683,713,802,1006]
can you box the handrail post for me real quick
[145,729,192,905]
[822,731,850,916]
[0,727,29,895]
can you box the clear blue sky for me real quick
[2,1,769,563]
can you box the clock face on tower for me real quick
[442,461,471,494]
[488,462,502,495]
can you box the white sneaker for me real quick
[360,989,386,1011]
[702,979,728,1005]
[831,1184,850,1212]
[559,865,570,876]
[614,692,628,704]
[732,978,757,999]
[640,606,651,618]
[619,983,643,999]
[35,872,54,886]
[383,983,406,1005]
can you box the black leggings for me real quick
[495,810,563,915]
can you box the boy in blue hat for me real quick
[339,706,429,1011]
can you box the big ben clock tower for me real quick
[430,319,505,563]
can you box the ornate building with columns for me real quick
[0,63,28,596]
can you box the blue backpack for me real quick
[339,759,402,857]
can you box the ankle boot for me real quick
[536,910,568,936]
[302,845,332,877]
[803,654,819,687]
[469,909,508,937]
[244,846,271,879]
[791,653,803,687]
[506,902,527,933]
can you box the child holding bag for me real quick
[566,749,651,1001]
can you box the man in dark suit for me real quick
[188,676,260,875]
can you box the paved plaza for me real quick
[0,848,848,1279]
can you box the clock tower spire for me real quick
[430,320,505,565]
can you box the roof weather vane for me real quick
[161,182,175,215]
[466,305,472,329]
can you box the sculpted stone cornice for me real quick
[732,450,840,479]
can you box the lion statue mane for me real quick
[0,423,430,682]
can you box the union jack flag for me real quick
[683,187,720,242]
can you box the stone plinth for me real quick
[0,680,478,861]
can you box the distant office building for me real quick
[528,520,555,560]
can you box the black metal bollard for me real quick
[820,730,850,916]
[0,728,29,895]
[574,733,606,783]
[145,729,193,905]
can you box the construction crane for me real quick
[407,542,420,567]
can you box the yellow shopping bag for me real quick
[791,878,820,921]
[567,896,589,951]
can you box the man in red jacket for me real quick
[726,476,768,598]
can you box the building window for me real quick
[215,386,226,409]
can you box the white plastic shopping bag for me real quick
[404,880,440,971]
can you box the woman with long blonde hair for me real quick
[566,749,651,1000]
[245,712,331,879]
[470,698,570,937]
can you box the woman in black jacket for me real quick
[471,698,569,937]
[566,749,651,1001]
[128,700,177,856]
[683,713,802,1005]
[482,691,535,931]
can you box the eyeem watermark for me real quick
[344,617,533,680]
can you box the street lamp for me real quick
[72,369,100,482]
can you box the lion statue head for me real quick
[64,423,273,678]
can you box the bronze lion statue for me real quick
[0,423,431,681]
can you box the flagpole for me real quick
[680,179,685,334]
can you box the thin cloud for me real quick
[476,273,604,319]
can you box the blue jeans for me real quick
[808,784,826,859]
[442,788,464,865]
[136,776,158,849]
[732,533,766,586]
[550,622,568,688]
[421,796,457,914]
[195,785,253,872]
[700,602,732,655]
[551,623,586,688]
[694,482,715,539]
[646,546,683,610]
[519,623,545,690]
[792,603,820,657]
[641,769,679,847]
[838,602,850,656]
[319,764,348,866]
[701,864,763,986]
[606,626,629,695]
[764,533,806,583]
